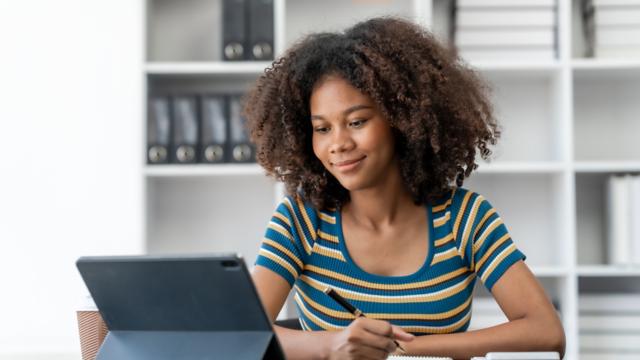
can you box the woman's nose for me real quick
[329,128,355,154]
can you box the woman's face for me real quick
[310,75,397,192]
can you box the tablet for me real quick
[76,253,285,360]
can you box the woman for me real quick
[244,17,565,360]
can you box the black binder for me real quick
[76,254,285,360]
[228,95,255,163]
[247,0,274,61]
[147,96,171,164]
[222,0,248,61]
[199,95,228,163]
[171,96,199,164]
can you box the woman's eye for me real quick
[314,126,329,133]
[349,119,368,128]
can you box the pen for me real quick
[323,287,406,353]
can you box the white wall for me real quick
[0,0,143,357]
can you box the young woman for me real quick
[244,17,565,360]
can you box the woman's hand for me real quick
[326,317,415,360]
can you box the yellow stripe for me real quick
[319,212,336,224]
[460,195,483,263]
[297,197,318,242]
[431,248,459,265]
[402,309,471,334]
[370,296,472,321]
[268,222,294,241]
[434,233,454,247]
[262,238,304,269]
[304,264,468,291]
[433,211,450,227]
[273,212,291,227]
[294,292,341,330]
[473,207,496,240]
[299,274,475,303]
[259,248,299,279]
[432,189,455,213]
[475,233,511,271]
[295,286,354,319]
[480,244,517,283]
[284,198,312,255]
[474,217,504,252]
[318,230,339,243]
[453,191,473,250]
[312,244,346,261]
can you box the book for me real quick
[606,175,632,265]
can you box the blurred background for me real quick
[1,0,639,359]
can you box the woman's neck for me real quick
[344,169,416,231]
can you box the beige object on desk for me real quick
[76,294,109,360]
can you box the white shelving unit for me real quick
[143,1,640,359]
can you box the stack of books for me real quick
[606,175,640,266]
[579,294,640,359]
[453,0,557,62]
[583,0,640,58]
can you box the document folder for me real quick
[76,254,285,360]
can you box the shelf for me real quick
[144,164,264,177]
[145,62,272,75]
[578,266,640,277]
[574,161,640,173]
[476,161,565,174]
[572,59,640,78]
[531,266,570,277]
[469,61,561,78]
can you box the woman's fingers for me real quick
[391,324,415,342]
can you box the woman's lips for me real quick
[332,156,366,172]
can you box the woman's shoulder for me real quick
[275,194,336,229]
[433,187,489,215]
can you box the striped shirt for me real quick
[255,187,526,334]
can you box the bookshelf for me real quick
[143,1,640,359]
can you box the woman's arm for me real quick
[399,261,566,360]
[252,265,414,360]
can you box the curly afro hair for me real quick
[243,16,499,210]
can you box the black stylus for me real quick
[323,287,406,353]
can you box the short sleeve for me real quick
[254,196,316,287]
[452,189,526,292]
[470,195,526,291]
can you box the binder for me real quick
[228,95,255,163]
[248,0,274,60]
[222,0,248,61]
[171,96,199,164]
[199,95,228,163]
[147,96,171,164]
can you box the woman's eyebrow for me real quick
[311,104,373,121]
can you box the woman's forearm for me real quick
[274,325,334,360]
[401,316,565,360]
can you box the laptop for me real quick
[76,253,285,360]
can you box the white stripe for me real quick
[284,197,313,253]
[403,308,472,332]
[294,292,344,329]
[474,217,501,250]
[480,243,516,283]
[314,243,344,258]
[434,211,450,224]
[304,273,474,302]
[260,248,299,276]
[432,247,458,262]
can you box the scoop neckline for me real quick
[335,204,436,282]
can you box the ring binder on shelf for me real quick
[147,96,171,164]
[171,96,199,164]
[200,95,228,164]
[248,0,274,60]
[223,0,248,61]
[228,95,255,163]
